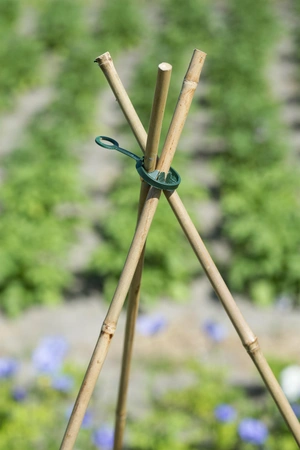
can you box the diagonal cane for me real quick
[95,50,300,446]
[60,49,205,450]
[113,62,172,450]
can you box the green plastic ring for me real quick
[95,135,181,191]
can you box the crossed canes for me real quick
[60,49,300,449]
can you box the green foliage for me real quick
[51,40,100,135]
[0,0,20,26]
[0,363,96,449]
[159,0,213,54]
[0,0,147,314]
[0,118,82,315]
[0,383,58,450]
[0,44,88,316]
[207,0,300,305]
[0,216,73,316]
[2,0,300,313]
[130,0,212,137]
[36,0,85,52]
[128,361,297,449]
[90,0,211,304]
[0,13,41,110]
[96,0,146,53]
[222,167,300,304]
[90,0,300,307]
[0,340,298,449]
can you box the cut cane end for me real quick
[193,48,207,58]
[94,51,112,65]
[184,49,207,84]
[158,62,172,71]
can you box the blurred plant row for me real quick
[0,0,145,314]
[208,0,300,306]
[90,0,300,307]
[89,0,211,302]
[1,0,300,314]
[1,317,299,449]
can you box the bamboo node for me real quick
[243,336,259,355]
[183,80,198,89]
[101,322,116,336]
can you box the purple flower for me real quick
[275,294,292,311]
[136,314,167,336]
[11,386,27,402]
[92,425,114,449]
[51,374,74,393]
[0,357,18,378]
[238,418,268,445]
[65,406,93,429]
[203,320,227,343]
[292,403,300,419]
[214,404,237,423]
[32,336,68,374]
[81,409,93,429]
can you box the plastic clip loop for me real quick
[95,136,181,191]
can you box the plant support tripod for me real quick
[60,49,300,449]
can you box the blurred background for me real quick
[1,0,300,448]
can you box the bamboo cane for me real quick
[113,62,172,450]
[165,191,300,445]
[95,51,300,446]
[60,49,205,450]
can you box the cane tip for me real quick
[158,62,172,72]
[94,52,112,65]
[193,48,207,58]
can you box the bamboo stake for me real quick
[95,51,300,446]
[113,62,172,450]
[94,51,147,153]
[165,190,300,445]
[60,49,205,450]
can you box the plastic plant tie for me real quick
[95,136,181,191]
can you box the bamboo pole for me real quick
[94,51,147,153]
[113,62,172,450]
[165,190,300,445]
[95,51,300,446]
[60,49,205,450]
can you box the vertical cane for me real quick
[113,62,172,450]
